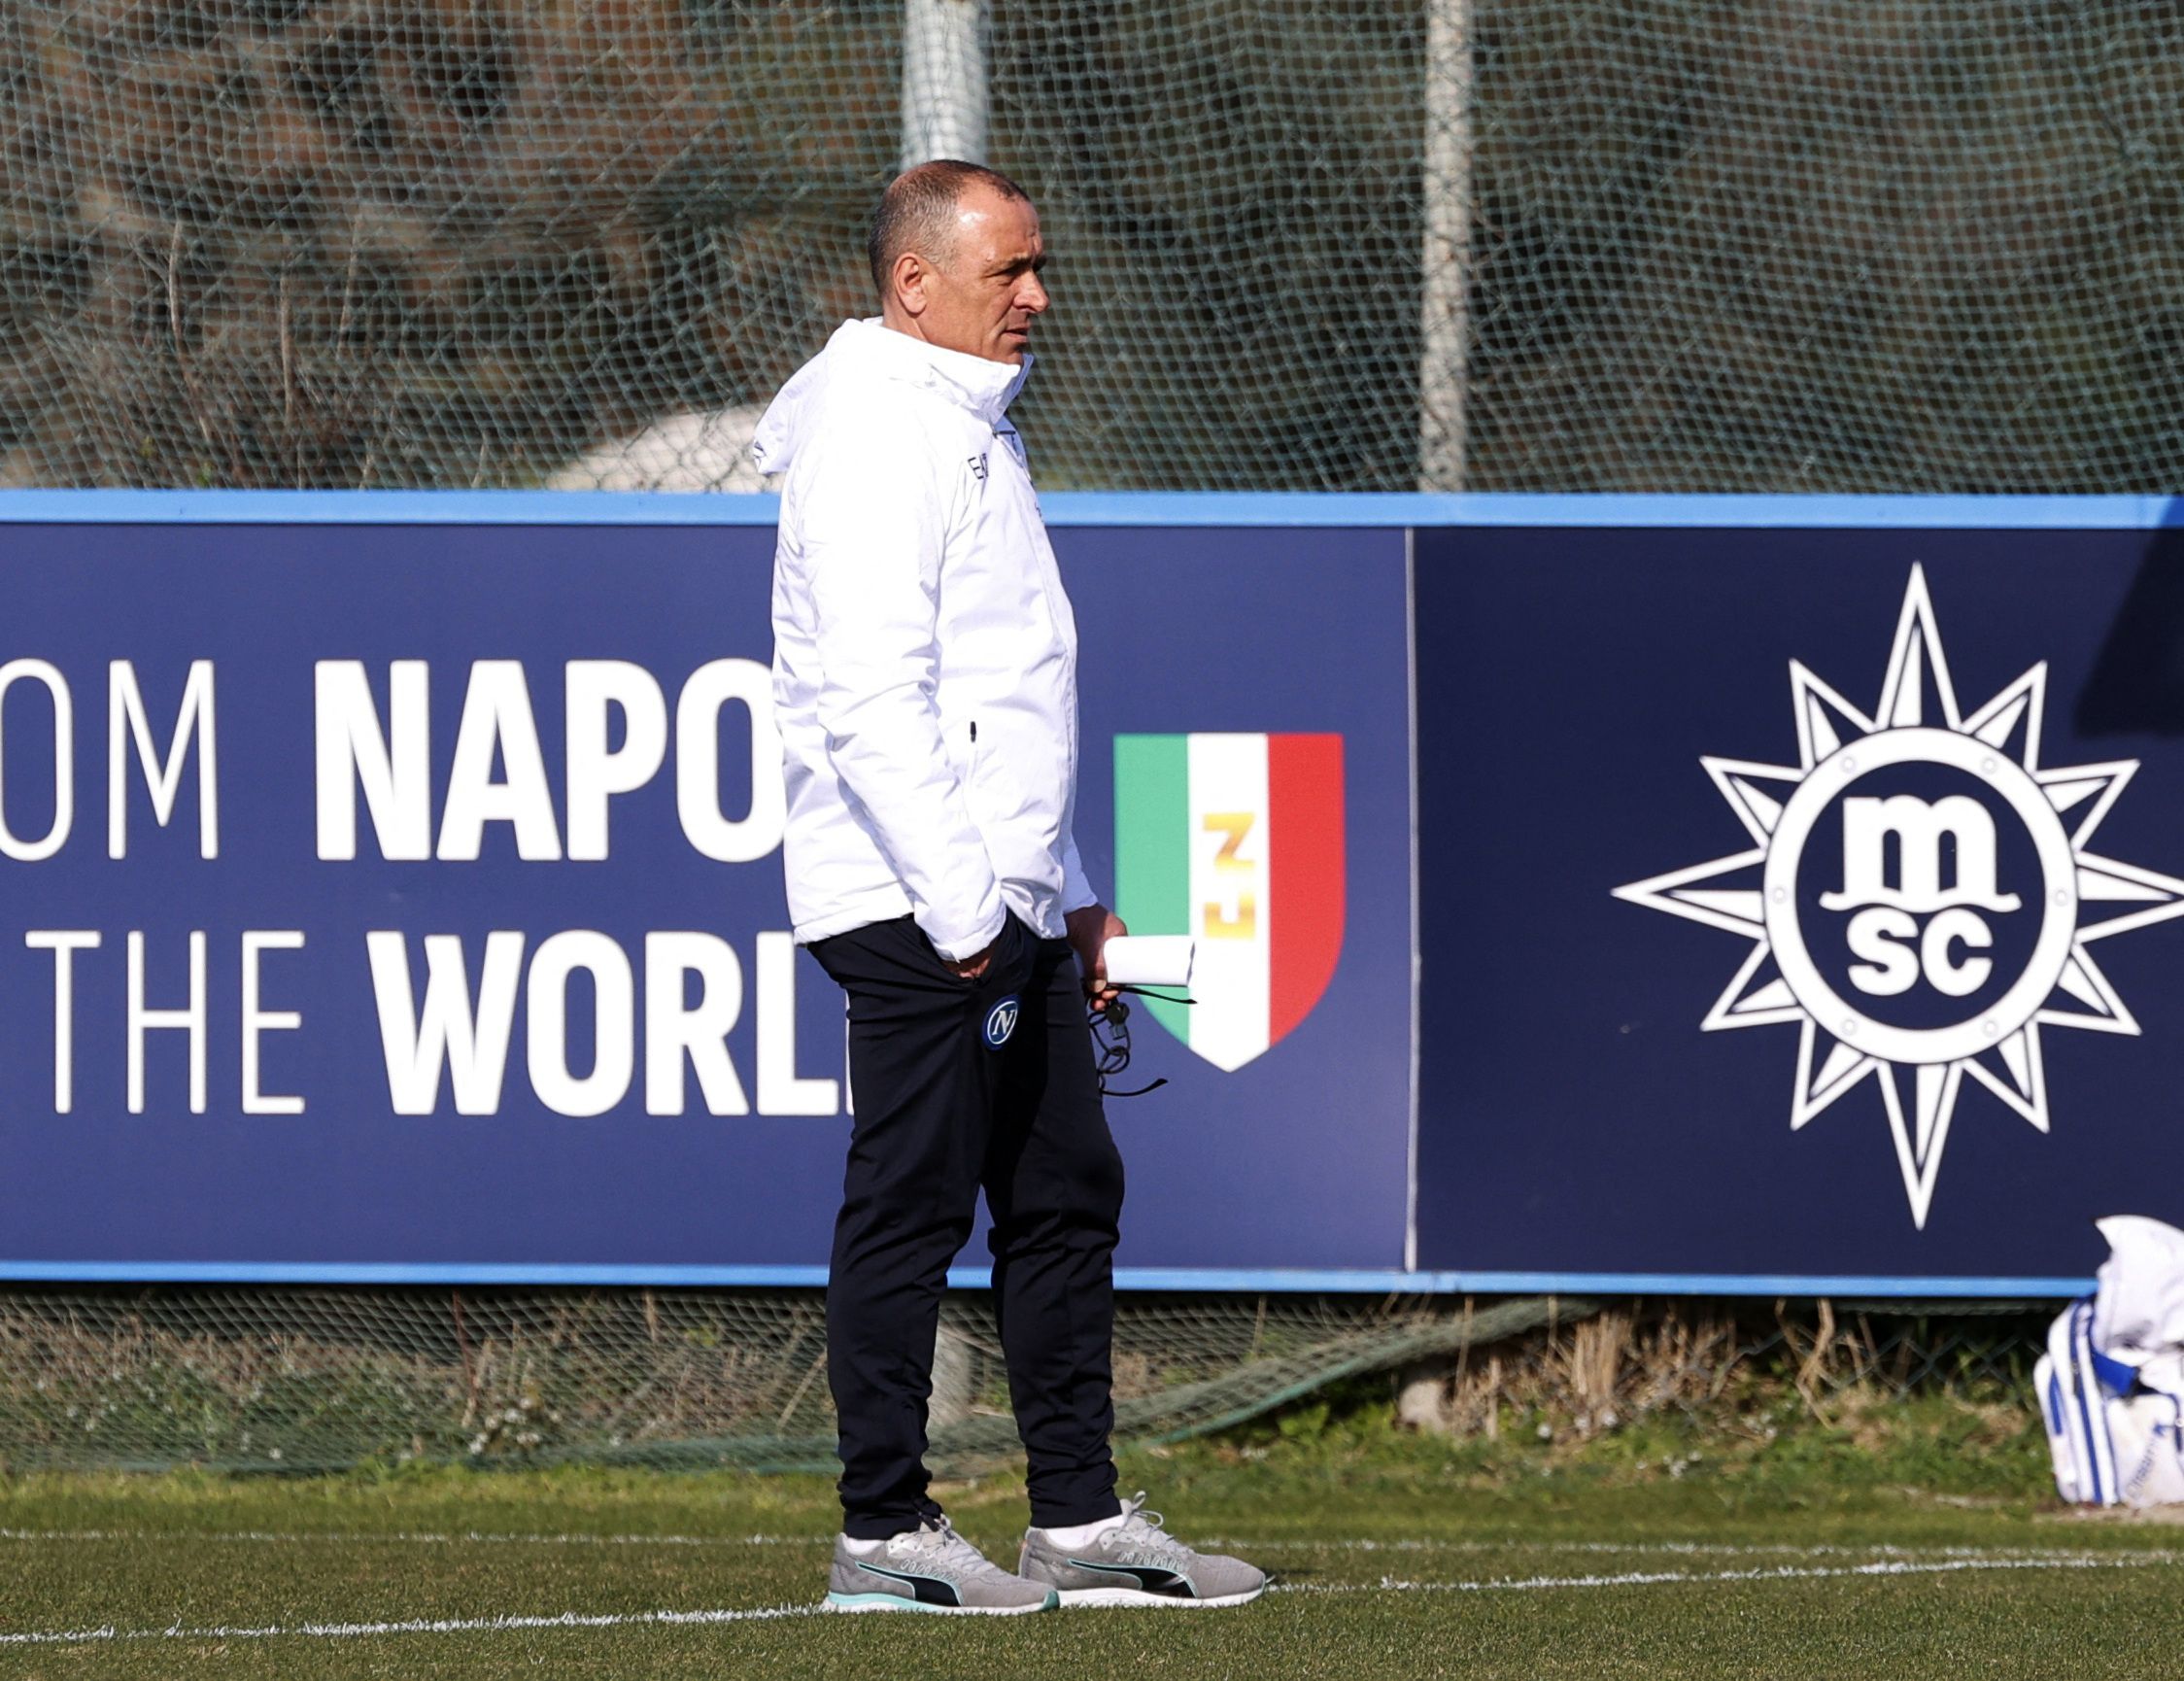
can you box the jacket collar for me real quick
[832,318,1033,427]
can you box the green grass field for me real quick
[2,1395,2175,1679]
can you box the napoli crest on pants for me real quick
[1112,733,1345,1071]
[1616,566,2184,1228]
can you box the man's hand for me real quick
[1066,905,1127,1011]
[943,941,995,981]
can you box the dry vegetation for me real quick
[1394,1298,2041,1448]
[0,1286,2045,1481]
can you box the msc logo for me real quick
[1824,793,2019,999]
[1618,566,2184,1227]
[982,995,1020,1049]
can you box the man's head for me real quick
[870,160,1047,365]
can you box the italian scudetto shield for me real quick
[1112,733,1346,1070]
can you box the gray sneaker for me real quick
[1018,1492,1268,1608]
[825,1517,1059,1615]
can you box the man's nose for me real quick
[1020,272,1050,315]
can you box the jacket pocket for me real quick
[964,715,1030,825]
[963,717,988,815]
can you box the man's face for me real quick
[914,185,1049,364]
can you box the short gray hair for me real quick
[869,160,1031,297]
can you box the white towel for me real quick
[2040,1216,2184,1507]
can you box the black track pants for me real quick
[810,912,1126,1540]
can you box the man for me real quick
[755,161,1266,1615]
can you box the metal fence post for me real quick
[903,0,991,168]
[1420,0,1471,491]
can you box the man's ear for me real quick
[891,250,930,318]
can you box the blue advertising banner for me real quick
[1415,523,2184,1289]
[0,516,1414,1285]
[10,493,2173,1295]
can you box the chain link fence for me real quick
[1,3,2179,494]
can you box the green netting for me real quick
[0,3,2179,493]
[0,1286,1582,1474]
[0,1286,2057,1476]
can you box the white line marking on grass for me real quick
[1224,1538,2184,1561]
[6,1528,2182,1568]
[0,1527,825,1549]
[7,1552,2181,1647]
[1274,1554,2184,1596]
[0,1601,823,1648]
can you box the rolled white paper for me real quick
[1102,935,1195,987]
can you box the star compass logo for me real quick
[1616,566,2184,1227]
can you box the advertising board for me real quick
[6,492,2177,1294]
[0,509,1413,1284]
[1413,511,2184,1290]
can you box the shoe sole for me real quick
[1051,1584,1267,1609]
[823,1590,1059,1616]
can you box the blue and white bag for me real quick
[2037,1216,2184,1508]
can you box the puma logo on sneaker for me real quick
[1018,1493,1267,1608]
[824,1517,1057,1615]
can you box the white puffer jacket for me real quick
[756,318,1096,960]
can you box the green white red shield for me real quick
[1111,733,1346,1071]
